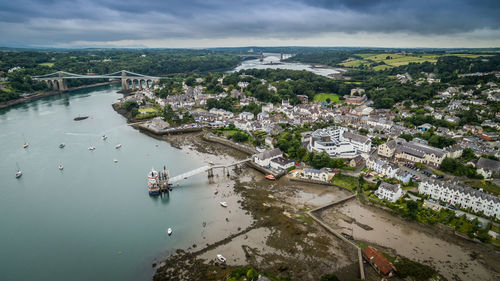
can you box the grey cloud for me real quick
[0,0,498,46]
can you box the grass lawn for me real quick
[313,93,340,103]
[465,180,500,196]
[331,174,358,191]
[138,107,159,114]
[39,62,54,67]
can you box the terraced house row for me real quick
[418,179,500,218]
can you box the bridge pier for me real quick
[207,168,214,178]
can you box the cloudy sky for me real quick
[1,0,499,48]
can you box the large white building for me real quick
[308,126,371,158]
[418,179,500,218]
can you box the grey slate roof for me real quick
[343,131,370,144]
[421,178,500,203]
[476,157,500,172]
[379,182,400,193]
[255,148,282,161]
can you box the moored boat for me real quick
[23,142,29,148]
[15,163,22,178]
[115,144,122,149]
[102,135,107,140]
[219,201,227,207]
[265,174,276,180]
[88,145,96,151]
[214,189,218,195]
[59,143,65,148]
[58,164,64,170]
[148,168,160,196]
[167,228,173,236]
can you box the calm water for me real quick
[233,53,340,77]
[0,86,237,281]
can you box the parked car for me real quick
[437,175,444,179]
[448,205,457,210]
[365,173,372,178]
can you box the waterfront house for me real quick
[302,168,329,182]
[270,157,294,171]
[375,182,402,202]
[254,148,283,167]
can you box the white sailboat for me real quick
[15,163,22,178]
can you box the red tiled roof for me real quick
[362,246,396,276]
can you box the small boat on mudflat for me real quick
[265,174,276,180]
[217,254,226,263]
[214,189,218,195]
[219,201,227,207]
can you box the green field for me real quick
[313,93,340,103]
[340,53,441,70]
[39,62,54,67]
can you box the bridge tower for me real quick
[57,71,67,91]
[121,71,128,91]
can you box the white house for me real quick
[476,158,500,179]
[239,111,255,120]
[375,182,402,202]
[366,156,399,178]
[418,179,500,218]
[270,157,294,171]
[302,168,329,182]
[254,148,282,167]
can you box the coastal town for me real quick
[111,64,500,278]
[2,47,500,281]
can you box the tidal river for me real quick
[0,85,248,281]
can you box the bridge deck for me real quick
[169,158,252,184]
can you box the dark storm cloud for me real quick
[0,0,498,46]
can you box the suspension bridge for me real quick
[32,70,160,91]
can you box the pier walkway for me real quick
[168,157,253,184]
